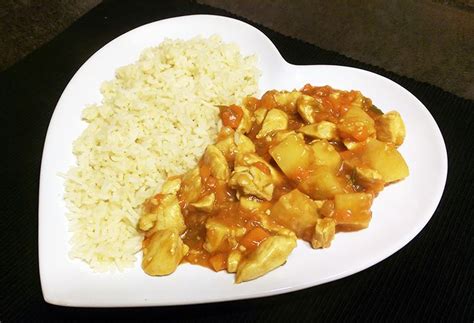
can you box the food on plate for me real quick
[139,85,409,282]
[64,36,259,271]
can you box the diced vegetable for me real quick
[271,189,319,239]
[298,166,346,200]
[309,139,342,172]
[334,193,373,230]
[269,134,313,179]
[337,107,376,141]
[360,139,409,182]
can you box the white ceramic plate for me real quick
[39,15,447,307]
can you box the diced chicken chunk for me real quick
[142,229,189,276]
[190,193,215,213]
[180,167,202,204]
[236,106,252,133]
[203,145,230,180]
[296,94,321,123]
[215,132,256,162]
[375,111,406,146]
[354,166,383,185]
[311,218,336,249]
[161,178,181,195]
[239,195,266,212]
[227,250,242,273]
[139,193,186,234]
[138,212,156,232]
[273,90,302,114]
[229,165,274,201]
[203,217,246,253]
[235,152,285,185]
[297,121,337,140]
[235,235,297,283]
[256,109,288,139]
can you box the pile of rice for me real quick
[64,35,259,271]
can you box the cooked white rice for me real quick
[64,35,259,271]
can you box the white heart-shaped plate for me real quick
[39,15,447,307]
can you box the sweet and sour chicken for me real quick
[139,84,409,282]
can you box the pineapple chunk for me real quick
[269,133,313,179]
[298,166,346,200]
[360,139,409,183]
[309,139,342,172]
[338,107,376,141]
[271,189,319,239]
[334,193,373,230]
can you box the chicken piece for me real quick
[180,167,202,204]
[311,218,336,249]
[354,166,383,185]
[138,212,157,233]
[273,90,302,114]
[190,193,215,213]
[161,178,181,195]
[256,109,289,139]
[203,145,230,180]
[239,195,266,212]
[233,132,256,153]
[227,250,242,273]
[236,106,252,134]
[142,229,189,276]
[375,111,406,147]
[229,165,274,201]
[271,189,319,239]
[235,152,285,186]
[235,235,297,283]
[253,108,268,125]
[296,94,321,124]
[297,121,337,140]
[139,193,186,234]
[215,132,256,162]
[203,217,247,253]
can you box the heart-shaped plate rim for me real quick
[39,14,448,307]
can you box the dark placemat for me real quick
[1,0,473,321]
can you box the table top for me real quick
[1,0,473,321]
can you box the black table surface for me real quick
[2,0,473,321]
